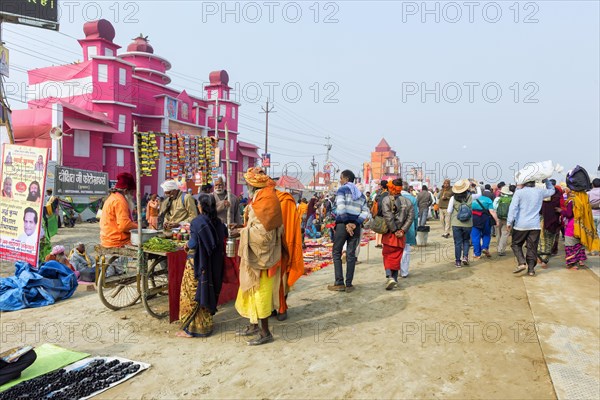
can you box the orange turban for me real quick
[387,181,403,196]
[244,167,272,188]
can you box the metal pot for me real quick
[226,237,237,258]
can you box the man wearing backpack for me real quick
[493,185,515,256]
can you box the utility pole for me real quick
[324,135,332,163]
[261,99,275,175]
[311,156,317,191]
[0,19,15,144]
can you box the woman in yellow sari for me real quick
[562,167,600,268]
[177,194,226,338]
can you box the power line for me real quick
[4,27,371,165]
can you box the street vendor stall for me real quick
[94,128,238,321]
[93,240,186,320]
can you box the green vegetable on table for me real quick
[142,237,180,252]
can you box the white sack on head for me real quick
[514,160,559,185]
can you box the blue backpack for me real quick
[456,201,472,222]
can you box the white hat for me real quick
[452,179,470,194]
[161,180,179,192]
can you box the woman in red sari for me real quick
[381,179,415,290]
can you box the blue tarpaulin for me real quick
[0,261,78,311]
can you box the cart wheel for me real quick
[141,257,169,318]
[97,256,141,311]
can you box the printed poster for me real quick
[0,144,50,266]
[0,44,8,77]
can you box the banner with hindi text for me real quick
[1,144,49,266]
[54,166,108,196]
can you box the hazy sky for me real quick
[4,0,599,185]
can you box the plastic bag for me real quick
[514,160,564,185]
[566,165,591,191]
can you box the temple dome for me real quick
[83,19,115,42]
[127,34,154,54]
[209,70,229,86]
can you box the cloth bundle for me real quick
[514,160,564,185]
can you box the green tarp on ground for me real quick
[0,343,89,392]
[47,214,58,238]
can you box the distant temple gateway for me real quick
[362,138,400,184]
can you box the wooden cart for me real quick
[94,244,173,319]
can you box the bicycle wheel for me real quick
[97,256,141,311]
[141,256,169,318]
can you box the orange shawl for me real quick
[276,190,305,288]
[251,185,283,231]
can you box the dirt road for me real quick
[2,221,598,398]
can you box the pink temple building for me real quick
[13,19,259,195]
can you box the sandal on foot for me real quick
[528,271,536,276]
[236,325,259,337]
[513,265,527,274]
[276,311,288,321]
[247,333,274,346]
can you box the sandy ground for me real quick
[1,220,598,399]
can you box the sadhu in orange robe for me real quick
[100,192,138,248]
[275,190,305,315]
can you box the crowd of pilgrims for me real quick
[30,165,600,346]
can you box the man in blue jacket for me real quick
[328,170,371,293]
[507,179,555,276]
